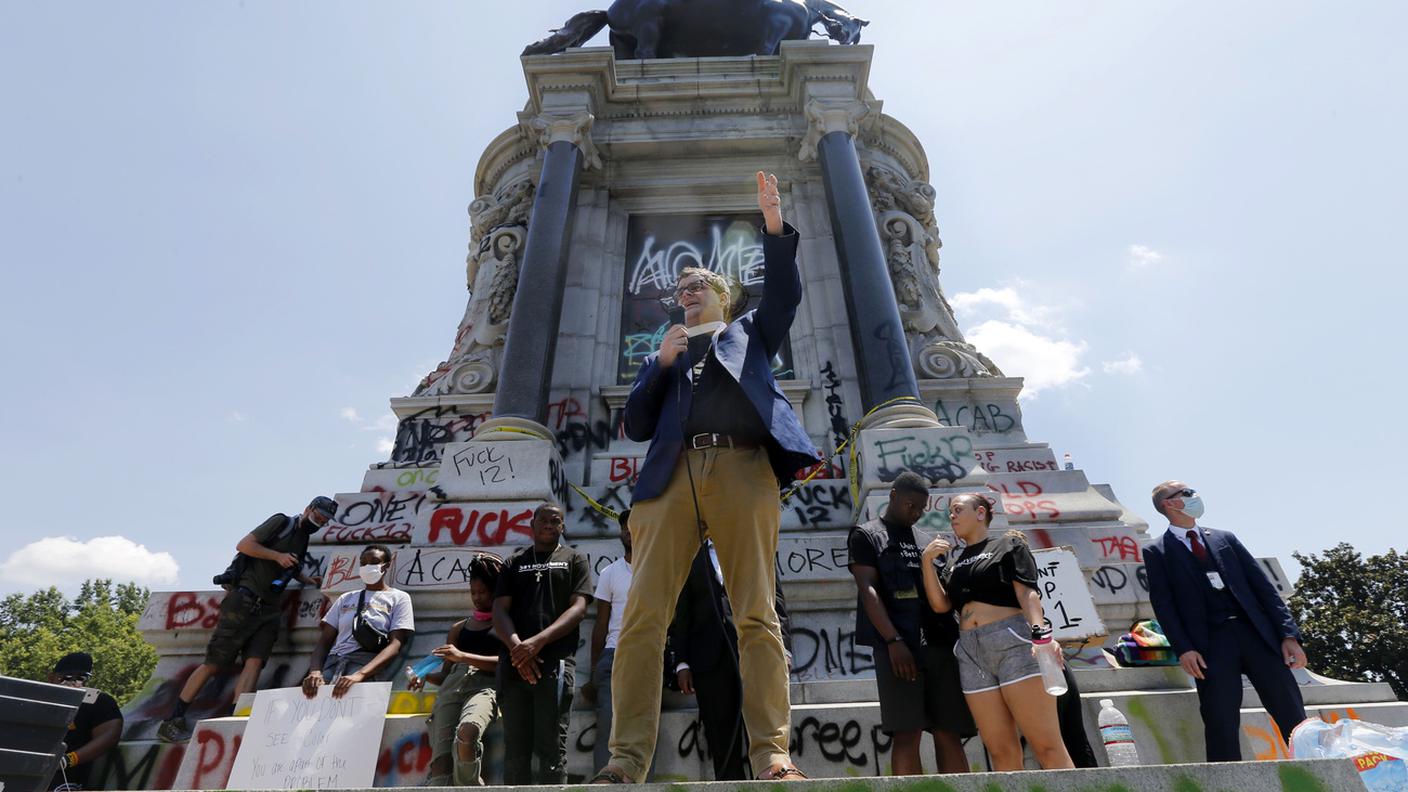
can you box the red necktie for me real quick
[1187,530,1209,562]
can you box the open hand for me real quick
[757,171,782,235]
[332,671,365,698]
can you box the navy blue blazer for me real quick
[623,223,822,502]
[1143,526,1302,658]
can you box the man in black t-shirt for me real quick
[157,495,335,743]
[848,471,973,776]
[47,652,123,791]
[492,503,593,785]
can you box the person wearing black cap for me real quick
[157,496,336,742]
[47,652,123,791]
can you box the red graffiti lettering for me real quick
[428,507,473,544]
[545,397,585,431]
[165,592,223,630]
[609,457,639,483]
[324,555,358,589]
[477,509,534,545]
[1002,499,1061,520]
[991,480,1044,496]
[192,730,241,788]
[1091,535,1142,562]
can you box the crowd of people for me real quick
[51,171,1311,787]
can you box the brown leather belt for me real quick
[688,432,760,450]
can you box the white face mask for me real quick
[358,564,386,585]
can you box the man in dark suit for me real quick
[598,172,821,784]
[1143,480,1308,761]
[669,542,793,781]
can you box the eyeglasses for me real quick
[58,674,91,684]
[672,280,712,300]
[1163,488,1196,501]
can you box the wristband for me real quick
[887,635,904,645]
[1030,624,1053,641]
[66,751,80,768]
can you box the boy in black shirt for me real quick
[847,471,973,775]
[492,503,593,784]
[48,652,123,791]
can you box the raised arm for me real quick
[753,171,802,357]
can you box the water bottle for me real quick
[405,654,443,684]
[1098,698,1141,767]
[1035,643,1067,696]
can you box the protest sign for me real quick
[1032,546,1106,640]
[226,682,392,789]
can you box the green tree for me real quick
[0,579,158,706]
[1289,543,1408,698]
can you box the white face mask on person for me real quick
[358,564,387,585]
[1177,494,1205,520]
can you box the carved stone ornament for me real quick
[864,164,1000,379]
[413,182,536,396]
[798,98,871,162]
[529,111,602,170]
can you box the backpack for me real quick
[1113,619,1179,667]
[212,515,299,590]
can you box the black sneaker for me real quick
[156,716,190,743]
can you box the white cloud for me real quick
[0,536,179,589]
[376,437,396,455]
[226,411,247,423]
[949,286,1055,329]
[339,407,361,422]
[1102,353,1144,375]
[1127,244,1163,271]
[965,320,1090,397]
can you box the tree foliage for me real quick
[1290,543,1408,698]
[0,579,158,706]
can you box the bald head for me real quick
[1151,480,1188,516]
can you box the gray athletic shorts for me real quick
[952,614,1042,694]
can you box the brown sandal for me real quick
[590,767,634,784]
[758,764,808,781]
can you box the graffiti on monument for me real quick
[618,213,793,383]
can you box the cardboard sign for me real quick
[226,682,392,789]
[1032,546,1106,640]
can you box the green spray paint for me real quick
[1124,696,1179,764]
[1172,775,1206,792]
[896,779,960,792]
[1276,764,1332,792]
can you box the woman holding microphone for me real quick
[920,493,1073,770]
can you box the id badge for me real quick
[894,587,918,600]
[1206,571,1226,591]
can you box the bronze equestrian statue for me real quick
[523,0,867,59]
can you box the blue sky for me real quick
[1,2,1403,594]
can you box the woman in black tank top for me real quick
[918,493,1073,771]
[409,554,506,785]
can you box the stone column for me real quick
[477,111,601,441]
[802,98,939,429]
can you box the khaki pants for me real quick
[608,447,790,780]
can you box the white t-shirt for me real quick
[593,558,633,650]
[324,587,415,657]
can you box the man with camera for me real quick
[157,496,335,742]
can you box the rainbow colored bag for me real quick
[1113,620,1178,666]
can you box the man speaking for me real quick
[596,172,821,783]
